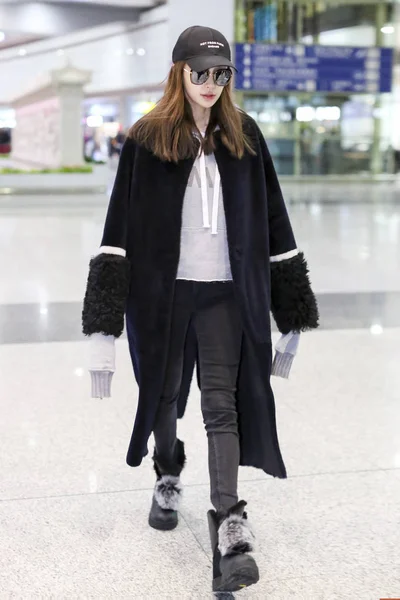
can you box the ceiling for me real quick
[0,0,162,50]
[0,0,159,6]
[0,32,45,50]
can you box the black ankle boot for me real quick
[148,439,186,531]
[207,500,259,593]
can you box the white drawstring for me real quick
[199,148,210,229]
[211,166,220,235]
[198,140,221,235]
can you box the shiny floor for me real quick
[1,185,400,599]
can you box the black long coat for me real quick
[82,116,318,478]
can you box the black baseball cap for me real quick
[172,26,237,72]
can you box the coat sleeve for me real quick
[82,137,135,339]
[257,126,319,335]
[82,138,135,398]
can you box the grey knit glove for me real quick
[272,332,300,379]
[89,333,116,398]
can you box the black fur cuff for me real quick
[270,252,319,334]
[82,253,130,337]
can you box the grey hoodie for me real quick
[176,147,232,281]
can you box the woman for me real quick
[82,25,319,594]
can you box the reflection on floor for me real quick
[1,291,400,345]
[0,190,399,598]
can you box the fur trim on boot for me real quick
[218,500,255,557]
[208,502,259,593]
[154,475,182,511]
[153,438,186,478]
[149,440,186,527]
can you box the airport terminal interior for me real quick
[0,0,400,598]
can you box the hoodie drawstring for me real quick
[211,166,220,235]
[198,147,220,235]
[199,148,210,229]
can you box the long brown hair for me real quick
[129,61,255,163]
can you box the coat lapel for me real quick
[214,136,272,344]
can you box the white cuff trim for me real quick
[275,332,300,355]
[97,246,126,258]
[89,333,116,372]
[272,332,301,379]
[90,371,113,398]
[272,352,295,379]
[270,249,299,263]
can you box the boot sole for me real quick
[213,555,260,592]
[148,515,178,531]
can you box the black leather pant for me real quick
[153,280,243,512]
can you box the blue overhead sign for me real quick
[235,43,393,94]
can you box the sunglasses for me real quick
[184,67,233,87]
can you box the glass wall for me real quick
[235,1,397,176]
[244,93,393,176]
[236,1,396,46]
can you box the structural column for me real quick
[12,63,91,169]
[371,2,388,176]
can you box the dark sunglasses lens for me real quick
[215,68,232,86]
[191,70,209,85]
